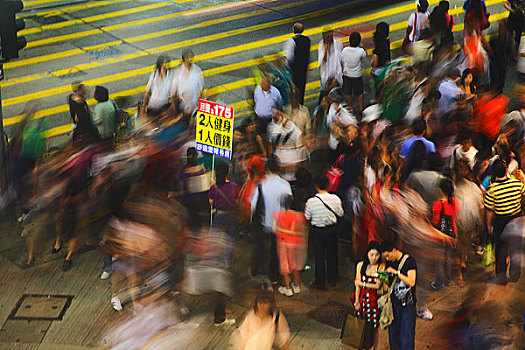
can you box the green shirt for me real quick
[92,100,116,139]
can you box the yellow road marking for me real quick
[3,0,506,107]
[20,0,134,19]
[5,1,507,128]
[20,0,199,36]
[22,0,322,49]
[2,2,351,101]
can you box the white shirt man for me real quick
[172,59,204,114]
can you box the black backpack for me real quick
[437,200,456,238]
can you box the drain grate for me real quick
[9,294,73,321]
[307,301,352,329]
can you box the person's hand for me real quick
[515,169,525,183]
[385,267,399,275]
[354,302,361,311]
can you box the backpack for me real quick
[436,200,456,238]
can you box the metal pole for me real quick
[209,154,215,228]
[0,71,6,193]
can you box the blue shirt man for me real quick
[400,118,436,157]
[254,78,283,119]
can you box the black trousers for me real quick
[251,226,279,283]
[492,214,519,278]
[311,225,338,287]
[292,71,307,105]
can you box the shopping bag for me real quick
[340,313,373,349]
[482,243,495,267]
[326,154,344,193]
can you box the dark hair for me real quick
[439,0,450,11]
[418,0,429,12]
[380,240,396,253]
[155,55,169,71]
[94,85,109,103]
[253,290,276,316]
[294,167,312,188]
[373,22,389,43]
[470,0,483,18]
[314,174,329,190]
[439,178,454,204]
[182,49,194,61]
[349,32,361,47]
[461,68,476,91]
[267,154,280,173]
[215,160,229,188]
[427,152,443,171]
[492,158,507,178]
[360,241,382,276]
[71,81,84,93]
[412,118,427,136]
[186,147,198,167]
[428,89,441,101]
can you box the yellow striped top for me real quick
[484,178,525,216]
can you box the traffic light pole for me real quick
[0,62,5,193]
[0,66,6,193]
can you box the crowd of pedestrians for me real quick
[2,0,525,349]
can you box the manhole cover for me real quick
[10,295,73,320]
[0,319,51,343]
[307,301,352,329]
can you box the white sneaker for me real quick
[291,283,301,294]
[214,318,236,326]
[111,296,122,311]
[278,286,293,297]
[416,308,433,320]
[100,271,111,280]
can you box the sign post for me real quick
[196,99,234,227]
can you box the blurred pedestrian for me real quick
[92,85,117,141]
[284,22,310,104]
[172,49,204,116]
[142,55,175,121]
[231,291,290,350]
[341,32,367,113]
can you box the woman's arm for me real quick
[371,54,378,68]
[354,262,363,310]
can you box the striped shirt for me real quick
[305,193,344,227]
[484,178,525,216]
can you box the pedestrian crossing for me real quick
[2,0,509,143]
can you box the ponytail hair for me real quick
[439,178,454,205]
[215,160,229,188]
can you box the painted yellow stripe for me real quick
[5,2,507,126]
[2,0,482,86]
[22,0,66,7]
[19,0,134,19]
[3,0,507,106]
[20,0,198,36]
[5,0,320,70]
[22,0,322,49]
[2,2,349,102]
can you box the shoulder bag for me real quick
[377,254,409,329]
[326,154,344,193]
[402,12,417,55]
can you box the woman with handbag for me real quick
[178,147,211,230]
[351,241,383,350]
[209,160,239,267]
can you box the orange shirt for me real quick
[273,210,306,245]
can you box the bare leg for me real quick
[25,236,34,265]
[292,270,300,286]
[358,94,364,113]
[283,274,291,289]
[53,211,63,250]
